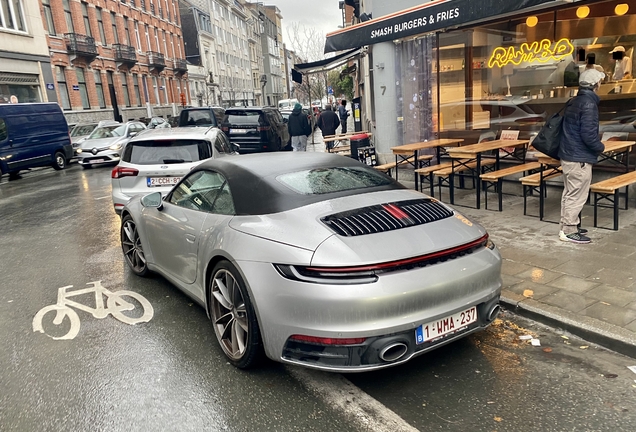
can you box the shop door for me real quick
[107,71,122,122]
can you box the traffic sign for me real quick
[328,86,333,95]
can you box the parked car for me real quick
[147,117,171,129]
[119,152,502,371]
[178,107,225,128]
[221,107,289,153]
[77,121,146,168]
[278,98,299,110]
[70,120,116,156]
[111,127,237,214]
[0,103,73,180]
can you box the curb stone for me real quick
[501,289,636,359]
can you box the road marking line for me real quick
[287,367,419,432]
[94,196,110,200]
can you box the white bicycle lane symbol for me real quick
[33,281,154,340]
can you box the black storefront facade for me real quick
[326,0,636,159]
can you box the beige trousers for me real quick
[560,160,592,234]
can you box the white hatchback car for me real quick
[78,121,147,168]
[111,127,237,214]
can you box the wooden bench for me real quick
[375,154,434,176]
[519,169,563,218]
[415,162,453,196]
[590,171,636,230]
[331,145,351,154]
[432,160,496,203]
[479,162,542,211]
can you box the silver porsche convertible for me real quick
[120,152,502,372]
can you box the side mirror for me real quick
[141,192,163,210]
[129,131,138,137]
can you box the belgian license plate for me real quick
[147,176,181,187]
[231,128,248,134]
[91,159,104,163]
[415,306,477,344]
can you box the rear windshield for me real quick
[181,110,217,127]
[122,139,211,165]
[224,111,264,125]
[71,124,97,137]
[277,167,393,195]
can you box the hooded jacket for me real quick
[287,104,311,137]
[317,107,340,136]
[559,88,605,164]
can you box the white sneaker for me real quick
[559,231,567,241]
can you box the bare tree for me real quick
[286,23,330,105]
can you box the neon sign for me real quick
[488,38,575,68]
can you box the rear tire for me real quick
[121,214,149,277]
[52,151,66,170]
[209,260,263,369]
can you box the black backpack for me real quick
[532,100,572,159]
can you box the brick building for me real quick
[39,0,189,124]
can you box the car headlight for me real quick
[76,148,82,154]
[109,142,123,150]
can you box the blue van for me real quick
[0,103,73,179]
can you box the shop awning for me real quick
[294,47,363,76]
[325,0,568,53]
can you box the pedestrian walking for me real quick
[558,68,606,244]
[317,105,340,150]
[338,99,350,134]
[287,103,312,152]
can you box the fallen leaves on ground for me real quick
[604,373,618,379]
[523,289,534,298]
[494,416,503,422]
[543,347,552,353]
[580,346,589,349]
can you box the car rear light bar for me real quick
[289,335,367,345]
[274,234,489,285]
[111,166,139,179]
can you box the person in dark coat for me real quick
[287,103,311,151]
[338,99,349,134]
[558,68,606,244]
[317,105,340,150]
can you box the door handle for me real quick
[185,234,196,243]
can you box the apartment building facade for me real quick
[40,0,189,124]
[180,0,219,107]
[0,0,55,104]
[247,6,263,106]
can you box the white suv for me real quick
[111,127,237,214]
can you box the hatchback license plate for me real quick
[147,176,181,187]
[415,306,477,344]
[231,128,248,134]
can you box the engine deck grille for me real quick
[321,199,454,237]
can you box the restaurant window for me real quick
[96,7,106,44]
[56,66,71,110]
[81,2,91,37]
[75,67,90,109]
[133,73,142,107]
[94,71,106,108]
[121,73,131,107]
[110,11,119,44]
[62,0,74,33]
[42,0,56,35]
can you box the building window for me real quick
[140,0,146,11]
[75,68,90,109]
[81,2,91,37]
[152,76,160,104]
[144,24,150,51]
[96,8,106,44]
[153,27,159,52]
[62,0,74,33]
[162,30,168,57]
[134,21,141,51]
[124,17,131,46]
[42,0,55,35]
[56,67,71,110]
[110,12,119,44]
[0,0,26,32]
[162,77,168,105]
[121,73,131,107]
[94,71,105,108]
[133,73,141,107]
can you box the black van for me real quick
[0,103,73,179]
[220,107,289,153]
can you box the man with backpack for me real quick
[558,68,606,244]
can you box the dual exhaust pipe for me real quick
[378,303,501,363]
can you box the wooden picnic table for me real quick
[324,132,372,152]
[533,140,635,220]
[446,139,529,209]
[390,138,464,190]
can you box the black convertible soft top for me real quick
[193,152,405,215]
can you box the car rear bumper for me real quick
[235,246,502,372]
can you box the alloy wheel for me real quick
[211,269,249,360]
[121,219,146,273]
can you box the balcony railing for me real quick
[147,51,165,69]
[114,44,137,65]
[173,58,187,73]
[64,33,98,59]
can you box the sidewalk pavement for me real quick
[397,170,636,358]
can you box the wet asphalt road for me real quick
[2,164,636,432]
